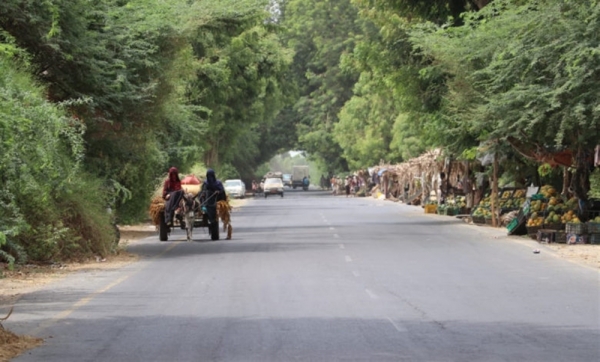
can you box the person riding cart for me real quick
[163,167,184,226]
[197,169,226,239]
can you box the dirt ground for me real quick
[543,243,600,269]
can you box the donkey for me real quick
[180,192,199,242]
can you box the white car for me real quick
[224,179,246,199]
[263,178,284,198]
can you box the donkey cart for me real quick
[150,192,220,242]
[158,196,219,241]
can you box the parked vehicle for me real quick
[224,179,246,199]
[263,178,284,198]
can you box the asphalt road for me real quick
[7,188,600,361]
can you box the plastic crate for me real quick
[543,223,565,231]
[589,234,600,245]
[424,204,437,214]
[445,208,458,216]
[472,216,485,224]
[566,233,588,245]
[526,226,542,240]
[566,223,587,234]
[506,218,519,233]
[587,222,600,234]
[556,231,567,243]
[536,229,557,243]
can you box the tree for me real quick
[184,0,294,179]
[279,0,362,172]
[412,0,600,198]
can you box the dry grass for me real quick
[0,327,42,362]
[149,196,165,226]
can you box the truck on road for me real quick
[292,166,310,190]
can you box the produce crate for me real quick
[589,234,600,245]
[543,223,565,231]
[587,222,600,234]
[526,226,542,240]
[556,231,567,243]
[472,216,485,224]
[445,208,458,216]
[485,217,494,226]
[424,204,437,214]
[566,233,588,245]
[536,229,557,243]
[506,218,519,233]
[565,223,587,235]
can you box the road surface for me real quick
[7,188,600,361]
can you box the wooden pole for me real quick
[491,154,499,227]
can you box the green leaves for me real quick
[409,0,600,163]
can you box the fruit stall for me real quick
[437,195,467,216]
[509,185,600,244]
[471,188,527,225]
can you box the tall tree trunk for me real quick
[562,166,570,197]
[491,154,499,227]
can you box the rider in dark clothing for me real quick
[197,169,225,227]
[163,167,183,226]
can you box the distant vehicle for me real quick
[292,166,310,190]
[264,171,283,180]
[224,179,246,199]
[263,178,284,198]
[282,173,292,187]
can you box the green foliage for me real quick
[590,168,600,200]
[184,1,295,180]
[280,0,362,171]
[353,0,482,25]
[0,54,116,262]
[412,0,600,154]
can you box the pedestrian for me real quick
[163,167,183,226]
[345,176,351,197]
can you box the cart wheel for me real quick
[210,222,220,241]
[159,216,169,241]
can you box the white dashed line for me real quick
[345,255,352,262]
[333,234,340,239]
[329,227,335,230]
[352,271,360,277]
[365,289,378,299]
[339,244,345,249]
